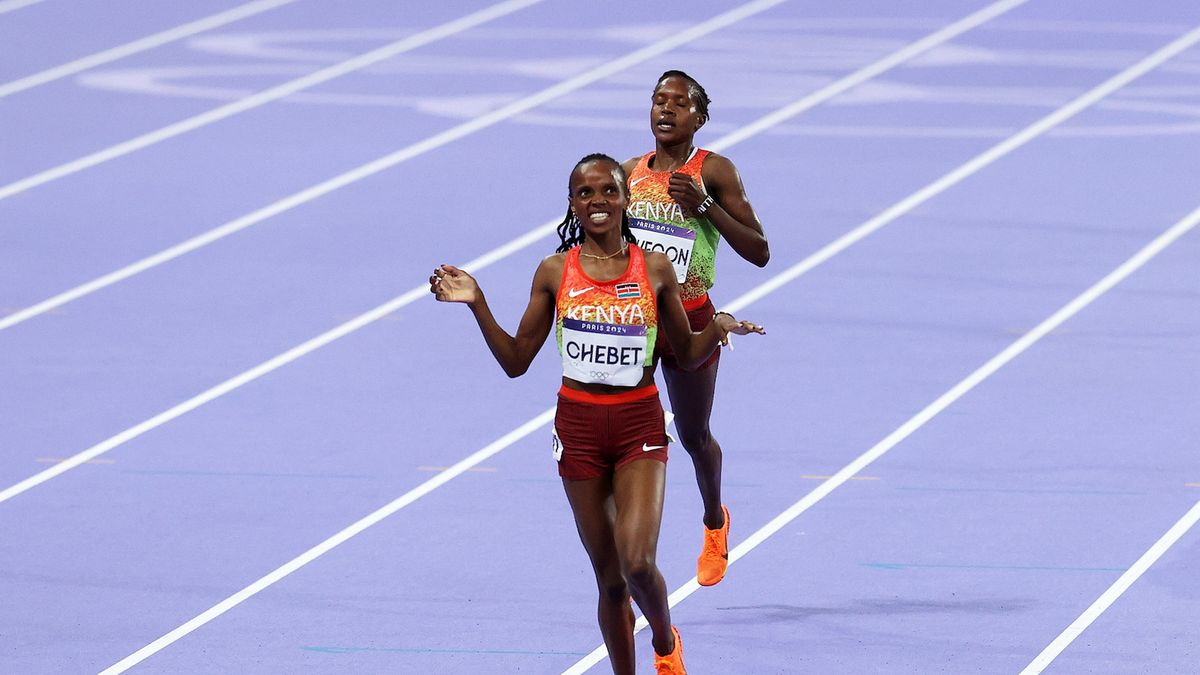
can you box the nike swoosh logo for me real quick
[568,287,594,298]
[630,176,650,187]
[642,443,666,452]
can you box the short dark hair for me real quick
[656,69,710,118]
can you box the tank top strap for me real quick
[683,147,711,175]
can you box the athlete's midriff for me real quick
[626,148,720,307]
[555,245,659,392]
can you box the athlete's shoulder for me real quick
[621,154,643,178]
[700,150,736,171]
[538,251,568,273]
[700,150,742,185]
[534,252,567,290]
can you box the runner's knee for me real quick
[598,577,629,603]
[621,555,659,589]
[677,425,715,453]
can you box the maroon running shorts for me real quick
[554,384,669,481]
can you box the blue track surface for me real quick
[1,1,1197,672]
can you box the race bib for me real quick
[629,217,696,283]
[560,318,647,386]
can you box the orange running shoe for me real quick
[654,625,686,674]
[700,504,724,583]
[697,505,730,586]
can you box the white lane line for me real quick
[1020,500,1200,674]
[0,0,789,499]
[0,0,298,98]
[564,198,1200,675]
[0,0,546,200]
[0,0,1029,332]
[0,0,49,15]
[98,408,557,674]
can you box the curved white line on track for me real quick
[0,0,547,201]
[0,0,48,15]
[0,0,299,98]
[1020,499,1200,674]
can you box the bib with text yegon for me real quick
[560,318,647,387]
[629,217,695,283]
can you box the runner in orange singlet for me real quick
[431,154,763,674]
[623,71,771,587]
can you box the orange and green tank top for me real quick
[626,147,718,309]
[555,245,658,387]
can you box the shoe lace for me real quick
[701,526,727,561]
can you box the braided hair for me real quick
[656,69,710,119]
[555,153,638,253]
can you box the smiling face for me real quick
[650,75,706,144]
[568,158,629,239]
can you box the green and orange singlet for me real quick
[555,246,658,387]
[626,148,719,310]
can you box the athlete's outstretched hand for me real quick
[430,264,479,304]
[714,311,765,347]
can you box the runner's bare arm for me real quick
[431,256,561,377]
[670,153,769,266]
[646,253,763,368]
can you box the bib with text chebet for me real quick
[555,246,658,387]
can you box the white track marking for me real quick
[564,197,1200,675]
[0,0,546,201]
[0,0,1029,333]
[98,408,557,674]
[0,0,48,15]
[1020,500,1200,674]
[0,0,299,98]
[0,0,790,498]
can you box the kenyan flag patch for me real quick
[615,283,641,299]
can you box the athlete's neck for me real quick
[581,231,626,258]
[651,140,695,172]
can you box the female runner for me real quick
[622,70,770,587]
[430,153,763,674]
